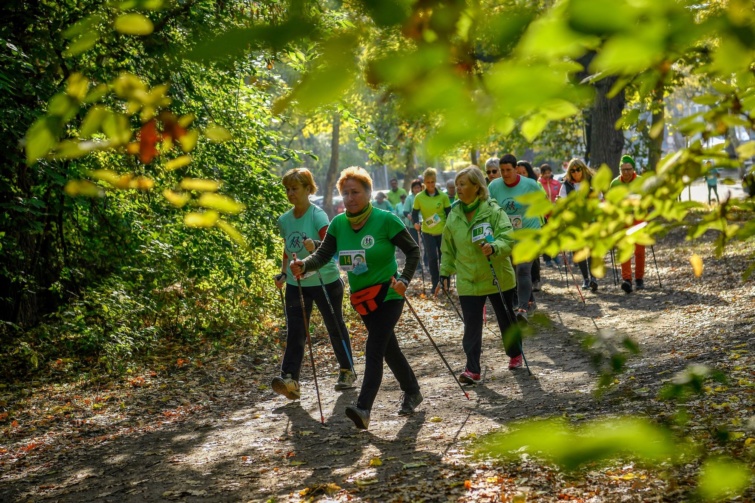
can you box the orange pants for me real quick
[621,245,645,281]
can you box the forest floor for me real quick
[1,226,754,502]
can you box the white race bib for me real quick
[339,250,368,275]
[471,223,493,243]
[510,215,523,229]
[425,213,441,228]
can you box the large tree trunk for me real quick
[323,112,340,218]
[577,53,626,173]
[648,80,665,173]
[590,76,625,174]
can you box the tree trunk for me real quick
[323,112,340,218]
[470,147,479,166]
[648,80,665,173]
[404,142,417,189]
[590,76,625,174]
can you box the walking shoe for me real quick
[621,279,632,294]
[509,354,523,369]
[345,405,370,430]
[271,374,300,400]
[635,279,644,290]
[398,391,424,415]
[589,277,599,292]
[515,309,528,324]
[334,369,356,391]
[459,369,482,384]
[532,280,541,292]
[581,279,590,289]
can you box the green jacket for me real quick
[439,199,516,296]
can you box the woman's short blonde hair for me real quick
[564,158,595,184]
[282,168,317,195]
[337,166,372,194]
[422,167,437,180]
[455,166,489,201]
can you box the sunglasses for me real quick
[571,168,582,173]
[486,169,499,174]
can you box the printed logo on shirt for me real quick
[471,223,493,243]
[286,231,307,253]
[501,198,518,214]
[509,215,523,229]
[361,235,375,249]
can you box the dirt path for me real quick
[1,229,753,502]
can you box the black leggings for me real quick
[459,288,521,374]
[357,299,419,410]
[576,256,592,280]
[282,279,352,381]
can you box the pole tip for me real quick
[465,392,470,400]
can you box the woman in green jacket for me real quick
[436,166,522,382]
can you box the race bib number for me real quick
[425,213,441,228]
[510,215,523,229]
[471,223,493,243]
[339,250,368,275]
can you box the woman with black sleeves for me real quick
[290,166,422,430]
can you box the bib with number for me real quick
[339,250,368,275]
[425,213,441,228]
[471,222,493,243]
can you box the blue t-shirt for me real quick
[488,175,543,230]
[278,205,340,287]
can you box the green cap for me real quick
[620,155,635,168]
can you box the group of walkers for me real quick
[272,153,647,430]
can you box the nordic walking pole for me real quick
[316,271,357,377]
[416,228,426,296]
[561,251,586,305]
[440,281,464,323]
[650,245,662,289]
[301,233,357,377]
[292,253,325,424]
[484,252,532,376]
[403,294,469,399]
[609,249,619,287]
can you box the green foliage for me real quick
[697,457,753,501]
[476,417,681,470]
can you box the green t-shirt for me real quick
[278,204,340,287]
[413,190,451,235]
[386,187,407,207]
[327,208,406,301]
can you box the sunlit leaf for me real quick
[163,189,191,208]
[165,155,192,171]
[216,220,246,247]
[118,0,164,10]
[197,193,246,214]
[204,124,232,142]
[690,254,703,277]
[521,114,548,142]
[736,141,755,159]
[25,117,59,165]
[65,73,89,101]
[180,178,221,192]
[63,32,100,57]
[113,73,147,99]
[63,14,105,39]
[114,13,154,36]
[88,169,122,187]
[697,457,751,501]
[368,456,382,467]
[184,211,219,228]
[64,180,103,197]
[179,130,199,152]
[80,106,109,137]
[128,176,154,190]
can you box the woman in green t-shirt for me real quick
[272,168,355,402]
[291,167,422,430]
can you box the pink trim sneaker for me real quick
[508,355,523,369]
